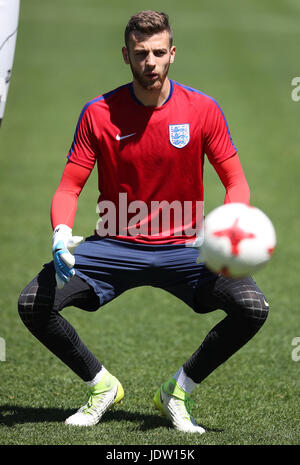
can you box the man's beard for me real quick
[129,60,170,91]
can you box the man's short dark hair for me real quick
[124,10,173,48]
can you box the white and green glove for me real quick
[52,224,84,289]
[185,229,205,263]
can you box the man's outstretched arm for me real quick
[51,160,92,228]
[51,161,93,288]
[212,153,250,205]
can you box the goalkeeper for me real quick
[18,10,269,433]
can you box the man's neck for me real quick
[133,78,171,107]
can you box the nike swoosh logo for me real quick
[116,132,136,141]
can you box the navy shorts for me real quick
[73,236,217,312]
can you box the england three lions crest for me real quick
[169,124,190,149]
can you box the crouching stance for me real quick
[18,10,269,433]
[18,252,268,432]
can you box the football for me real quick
[201,203,276,278]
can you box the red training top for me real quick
[51,80,250,243]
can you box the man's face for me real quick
[122,30,176,91]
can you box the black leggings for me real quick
[184,276,269,383]
[18,263,102,381]
[18,262,269,383]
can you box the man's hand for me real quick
[52,224,84,289]
[185,230,205,263]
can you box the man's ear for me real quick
[170,46,176,64]
[122,47,130,64]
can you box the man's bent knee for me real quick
[217,276,269,332]
[195,275,269,331]
[18,278,55,330]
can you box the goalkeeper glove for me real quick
[185,230,204,263]
[52,224,84,289]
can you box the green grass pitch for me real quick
[0,0,300,447]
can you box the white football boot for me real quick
[153,378,205,434]
[65,372,124,426]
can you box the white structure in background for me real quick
[0,0,20,126]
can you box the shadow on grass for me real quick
[0,404,222,433]
[0,404,171,430]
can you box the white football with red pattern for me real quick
[202,203,276,278]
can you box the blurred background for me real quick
[0,0,299,445]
